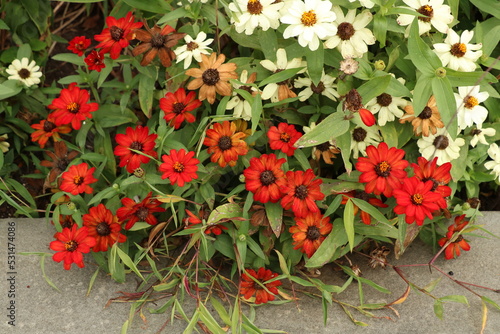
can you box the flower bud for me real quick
[374,60,386,71]
[66,202,76,211]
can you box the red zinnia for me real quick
[243,154,287,203]
[83,204,127,252]
[94,11,143,60]
[339,190,388,225]
[159,88,201,129]
[412,156,452,198]
[267,123,302,156]
[114,126,158,173]
[116,192,166,230]
[49,83,99,130]
[59,162,97,195]
[67,36,91,56]
[393,177,447,225]
[356,142,408,198]
[30,116,71,148]
[204,121,249,167]
[438,215,471,260]
[280,169,325,218]
[240,267,282,304]
[185,209,228,235]
[159,149,199,187]
[49,225,96,270]
[84,50,106,72]
[289,211,332,258]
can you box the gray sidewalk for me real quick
[1,213,500,334]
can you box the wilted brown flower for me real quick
[400,96,444,137]
[368,246,391,269]
[40,141,79,190]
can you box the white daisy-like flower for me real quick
[324,7,376,59]
[226,70,259,121]
[294,70,339,101]
[6,58,42,87]
[365,79,408,126]
[417,127,465,164]
[397,0,453,36]
[228,0,284,35]
[485,143,500,182]
[348,0,375,8]
[470,124,496,147]
[433,29,482,72]
[454,85,489,130]
[0,134,10,153]
[350,115,382,159]
[280,0,337,51]
[174,32,214,69]
[260,48,306,102]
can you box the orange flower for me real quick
[116,192,166,230]
[185,53,238,104]
[30,116,71,148]
[59,162,98,195]
[280,169,325,218]
[289,211,332,258]
[185,208,228,235]
[438,215,471,260]
[400,96,444,137]
[50,225,96,270]
[240,267,282,304]
[204,121,248,167]
[83,204,127,252]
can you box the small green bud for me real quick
[374,60,386,71]
[435,67,447,78]
[66,202,76,211]
[462,202,471,210]
[238,234,246,242]
[112,183,120,190]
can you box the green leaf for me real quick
[0,81,23,100]
[446,69,498,87]
[157,7,188,25]
[250,92,262,133]
[357,74,392,104]
[114,244,145,282]
[305,42,324,86]
[411,75,433,118]
[351,198,391,225]
[481,296,500,310]
[408,19,440,75]
[439,295,469,305]
[0,19,10,30]
[373,13,387,47]
[51,53,85,66]
[122,0,170,13]
[306,218,348,268]
[344,200,355,252]
[431,76,457,139]
[434,300,444,320]
[275,250,290,276]
[207,203,243,226]
[259,67,304,87]
[259,29,278,62]
[295,112,349,148]
[265,201,283,237]
[470,0,500,19]
[139,74,155,118]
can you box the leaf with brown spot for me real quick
[385,284,410,306]
[147,222,167,256]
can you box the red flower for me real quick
[94,11,143,59]
[289,211,332,257]
[280,169,325,218]
[185,209,228,235]
[159,149,199,187]
[30,116,72,148]
[339,190,388,225]
[59,162,97,195]
[83,204,127,252]
[359,108,376,127]
[50,225,96,270]
[114,126,158,173]
[67,36,91,56]
[49,83,99,130]
[356,142,408,197]
[438,215,471,260]
[159,88,201,129]
[393,177,447,225]
[116,192,166,230]
[412,156,452,198]
[267,123,302,156]
[240,267,282,304]
[84,50,106,72]
[243,154,287,203]
[204,121,248,167]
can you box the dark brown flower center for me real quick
[295,185,308,200]
[418,106,433,120]
[73,176,84,185]
[172,102,186,114]
[136,206,149,221]
[316,142,331,152]
[247,0,263,14]
[66,102,80,114]
[344,89,363,111]
[151,32,166,48]
[417,5,433,22]
[96,222,111,236]
[110,26,124,41]
[64,240,78,252]
[43,120,56,132]
[337,22,355,40]
[186,41,199,51]
[455,235,464,242]
[259,170,276,186]
[306,225,321,240]
[433,135,449,150]
[301,10,317,27]
[60,217,75,229]
[411,193,424,205]
[56,158,70,171]
[236,85,254,99]
[311,81,325,94]
[471,129,482,136]
[173,161,184,173]
[376,93,393,107]
[202,68,220,86]
[18,68,31,79]
[422,177,438,191]
[375,161,391,177]
[218,136,233,151]
[450,43,466,58]
[354,190,370,202]
[129,141,143,151]
[352,127,367,142]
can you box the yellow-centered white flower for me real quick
[174,32,213,69]
[397,0,453,35]
[433,29,482,72]
[6,57,42,87]
[229,0,284,35]
[454,85,489,130]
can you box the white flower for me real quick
[324,7,376,59]
[397,0,453,36]
[174,32,213,69]
[229,0,284,35]
[485,143,500,182]
[350,115,381,159]
[348,0,375,8]
[6,58,42,87]
[365,79,408,126]
[294,70,339,101]
[0,134,10,153]
[280,0,337,51]
[260,48,306,102]
[417,128,465,164]
[454,85,489,130]
[433,29,482,72]
[470,124,496,147]
[226,70,259,121]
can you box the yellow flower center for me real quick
[173,161,184,173]
[450,43,467,58]
[73,176,84,185]
[67,102,79,113]
[417,5,433,22]
[411,193,424,205]
[301,10,317,27]
[280,133,291,143]
[464,96,478,109]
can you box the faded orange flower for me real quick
[400,96,444,137]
